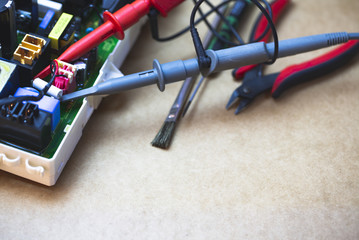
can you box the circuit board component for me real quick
[0,59,19,98]
[14,87,60,131]
[0,0,17,59]
[13,34,46,65]
[11,33,50,86]
[0,101,52,151]
[54,60,77,93]
[48,12,74,51]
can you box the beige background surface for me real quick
[1,0,359,239]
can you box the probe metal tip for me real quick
[60,86,97,102]
[181,100,192,117]
[182,76,205,117]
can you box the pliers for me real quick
[227,0,359,114]
[227,40,359,114]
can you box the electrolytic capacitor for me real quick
[0,0,17,60]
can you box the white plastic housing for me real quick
[0,20,145,186]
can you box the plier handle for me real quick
[227,40,359,114]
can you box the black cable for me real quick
[190,0,212,69]
[0,93,43,106]
[190,0,279,69]
[0,61,60,106]
[149,0,236,42]
[194,0,245,46]
[250,0,278,63]
[151,0,274,46]
[250,0,273,43]
[46,62,56,86]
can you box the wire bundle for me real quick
[149,0,278,66]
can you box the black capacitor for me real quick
[15,0,38,32]
[0,0,17,60]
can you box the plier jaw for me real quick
[226,66,277,114]
[226,89,250,115]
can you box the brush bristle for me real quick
[151,121,176,149]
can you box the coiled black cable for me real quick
[149,0,235,42]
[194,0,245,46]
[189,0,279,69]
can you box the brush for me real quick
[151,2,228,149]
[151,76,194,149]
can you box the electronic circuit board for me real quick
[0,1,145,185]
[42,38,119,159]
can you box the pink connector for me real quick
[53,60,77,94]
[53,76,76,94]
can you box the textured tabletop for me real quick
[1,0,358,239]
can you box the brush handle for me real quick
[163,1,228,121]
[165,77,195,122]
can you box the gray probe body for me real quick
[61,32,351,102]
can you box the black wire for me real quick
[152,0,274,47]
[194,0,245,46]
[197,0,273,45]
[151,0,236,42]
[190,0,213,69]
[250,0,273,43]
[0,61,60,106]
[190,0,279,68]
[250,0,278,63]
[0,93,42,106]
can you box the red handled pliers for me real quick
[226,0,359,114]
[227,40,359,114]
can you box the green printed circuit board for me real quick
[15,11,119,158]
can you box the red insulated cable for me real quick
[35,0,184,79]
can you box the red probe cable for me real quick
[35,0,184,79]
